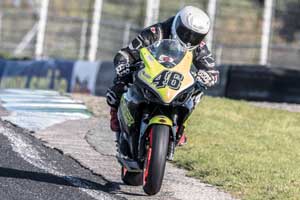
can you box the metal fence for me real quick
[0,0,299,68]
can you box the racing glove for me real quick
[196,70,216,87]
[115,62,131,77]
[106,83,127,108]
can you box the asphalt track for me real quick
[0,89,119,200]
[0,89,236,200]
[0,121,121,200]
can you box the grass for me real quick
[174,96,300,200]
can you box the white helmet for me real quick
[172,6,211,50]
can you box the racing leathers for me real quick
[106,17,219,131]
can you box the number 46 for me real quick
[152,70,184,90]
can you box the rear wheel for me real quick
[143,125,169,195]
[121,166,143,186]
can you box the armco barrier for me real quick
[0,59,109,95]
[0,59,75,92]
[54,59,75,92]
[226,65,300,103]
[0,59,6,84]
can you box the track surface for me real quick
[0,89,236,200]
[0,121,119,200]
[0,89,118,200]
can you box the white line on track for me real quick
[0,126,114,200]
[0,95,68,99]
[3,103,87,110]
[0,98,81,104]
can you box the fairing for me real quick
[137,39,195,104]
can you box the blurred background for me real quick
[0,0,299,68]
[0,0,299,103]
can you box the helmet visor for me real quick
[174,16,206,47]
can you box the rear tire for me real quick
[143,125,169,195]
[121,166,143,186]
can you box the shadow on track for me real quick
[0,167,111,191]
[0,167,147,197]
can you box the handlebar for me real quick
[195,81,207,92]
[129,62,143,72]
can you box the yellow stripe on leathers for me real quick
[138,48,195,104]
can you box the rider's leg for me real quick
[178,91,204,146]
[110,107,120,132]
[106,83,127,132]
[107,84,128,156]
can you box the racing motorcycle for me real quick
[116,39,204,195]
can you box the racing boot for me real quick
[178,134,187,146]
[177,126,187,146]
[110,107,129,157]
[110,107,120,132]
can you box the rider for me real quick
[106,6,219,143]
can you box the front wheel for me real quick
[143,125,169,195]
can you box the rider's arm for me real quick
[113,24,164,84]
[193,42,219,87]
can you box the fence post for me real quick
[79,20,88,60]
[35,0,49,60]
[216,45,223,65]
[144,0,160,27]
[260,0,274,65]
[88,0,103,62]
[14,23,38,56]
[206,0,217,50]
[122,22,131,47]
[0,13,2,43]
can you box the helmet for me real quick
[172,6,211,50]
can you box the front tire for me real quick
[143,125,169,195]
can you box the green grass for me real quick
[174,97,300,200]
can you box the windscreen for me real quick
[147,39,187,68]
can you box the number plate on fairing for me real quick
[138,48,195,104]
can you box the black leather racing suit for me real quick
[107,17,219,108]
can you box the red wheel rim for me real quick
[143,128,153,185]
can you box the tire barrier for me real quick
[0,59,299,104]
[95,61,115,96]
[226,65,300,104]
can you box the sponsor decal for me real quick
[141,71,151,79]
[120,97,134,127]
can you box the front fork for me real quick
[138,115,177,161]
